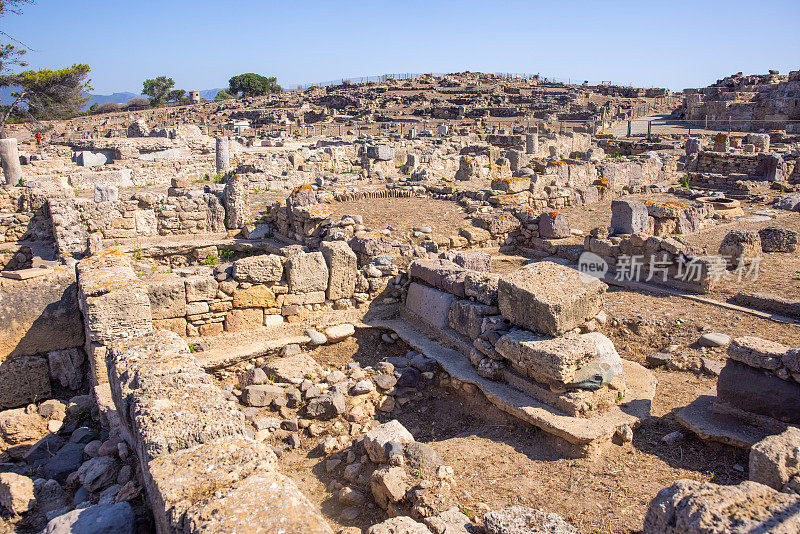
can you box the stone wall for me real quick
[75,250,333,532]
[583,231,721,293]
[145,241,401,338]
[49,191,225,260]
[0,268,84,409]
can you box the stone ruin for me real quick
[0,70,799,532]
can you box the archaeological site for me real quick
[0,2,799,533]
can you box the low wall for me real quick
[0,268,84,409]
[75,250,333,532]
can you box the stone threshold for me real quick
[368,314,656,459]
[676,393,774,449]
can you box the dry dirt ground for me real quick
[328,197,473,239]
[264,307,769,533]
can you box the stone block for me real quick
[242,384,285,407]
[405,283,456,331]
[538,211,571,239]
[716,360,800,424]
[263,353,323,383]
[408,259,465,293]
[286,252,329,293]
[363,420,415,464]
[147,274,187,320]
[106,330,244,461]
[759,226,797,253]
[232,285,276,308]
[484,506,577,534]
[367,145,394,161]
[464,272,500,305]
[152,318,187,336]
[94,184,118,202]
[495,330,599,384]
[498,262,606,336]
[750,427,800,491]
[0,355,51,410]
[643,480,800,534]
[145,436,277,532]
[728,336,787,371]
[184,275,218,302]
[232,254,283,284]
[440,250,492,272]
[610,200,648,235]
[224,308,264,333]
[719,230,761,268]
[320,240,357,300]
[449,300,496,340]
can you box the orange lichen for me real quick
[292,184,314,195]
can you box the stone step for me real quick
[1,267,50,280]
[369,315,656,459]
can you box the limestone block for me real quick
[719,230,761,268]
[263,353,323,383]
[484,506,577,534]
[232,285,276,308]
[147,274,186,320]
[498,262,606,336]
[538,211,571,239]
[611,199,648,235]
[750,427,800,491]
[184,275,218,302]
[0,355,51,410]
[232,254,283,284]
[643,479,800,533]
[495,330,598,384]
[224,308,264,333]
[286,252,328,293]
[449,300,496,340]
[364,420,415,464]
[106,330,244,461]
[405,282,456,331]
[320,240,357,301]
[464,272,500,305]
[183,470,333,533]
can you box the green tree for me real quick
[2,64,91,136]
[89,102,98,112]
[228,73,282,97]
[214,89,233,101]
[167,89,186,103]
[0,1,93,136]
[142,76,174,106]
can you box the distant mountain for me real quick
[198,88,224,100]
[2,86,227,110]
[85,92,142,108]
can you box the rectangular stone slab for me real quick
[498,262,605,336]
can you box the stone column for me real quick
[215,136,229,174]
[0,138,22,187]
[525,133,539,155]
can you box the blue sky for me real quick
[4,0,799,94]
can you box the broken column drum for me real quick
[0,138,22,187]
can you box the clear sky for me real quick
[4,0,799,94]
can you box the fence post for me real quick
[728,116,731,134]
[627,120,632,138]
[647,120,652,140]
